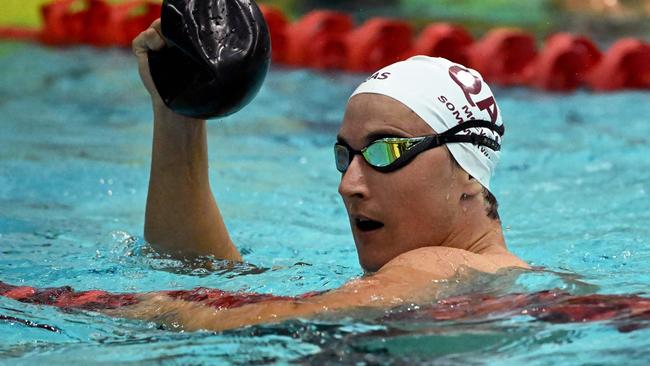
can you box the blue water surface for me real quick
[0,43,649,365]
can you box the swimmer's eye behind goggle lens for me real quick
[334,120,504,173]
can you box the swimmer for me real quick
[127,19,529,331]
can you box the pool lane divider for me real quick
[0,0,649,92]
[0,0,161,47]
[1,280,649,332]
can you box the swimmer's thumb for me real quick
[132,19,168,107]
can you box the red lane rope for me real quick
[1,0,649,91]
[0,281,319,311]
[0,281,138,310]
[1,280,649,332]
[384,290,650,332]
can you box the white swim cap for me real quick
[349,56,504,192]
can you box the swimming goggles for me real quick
[334,120,505,173]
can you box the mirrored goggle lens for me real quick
[334,144,350,172]
[362,140,411,167]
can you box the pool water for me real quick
[0,43,649,365]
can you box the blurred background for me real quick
[2,0,650,43]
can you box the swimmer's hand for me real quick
[132,19,166,107]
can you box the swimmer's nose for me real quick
[338,155,369,200]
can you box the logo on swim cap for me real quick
[448,65,499,124]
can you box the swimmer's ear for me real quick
[460,173,483,200]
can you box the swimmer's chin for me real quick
[357,254,390,274]
[351,237,390,273]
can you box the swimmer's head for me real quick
[337,56,504,272]
[349,56,503,191]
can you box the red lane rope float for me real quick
[163,287,322,309]
[410,23,474,66]
[383,290,650,333]
[258,5,289,63]
[40,0,76,45]
[587,38,650,91]
[346,18,413,72]
[2,1,650,92]
[40,0,160,46]
[0,281,321,311]
[467,28,538,86]
[85,0,161,47]
[284,10,353,70]
[0,282,138,310]
[528,33,602,91]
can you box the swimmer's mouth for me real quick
[354,217,384,232]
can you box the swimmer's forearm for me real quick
[144,104,241,261]
[117,271,416,332]
[117,289,379,332]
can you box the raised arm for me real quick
[132,20,241,261]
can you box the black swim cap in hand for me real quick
[148,0,271,119]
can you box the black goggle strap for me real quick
[336,120,504,172]
[436,120,504,152]
[368,121,504,172]
[441,120,505,137]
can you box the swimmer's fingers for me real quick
[131,19,167,105]
[132,19,167,55]
[150,19,162,34]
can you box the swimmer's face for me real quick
[337,94,471,272]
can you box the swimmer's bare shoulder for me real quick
[379,246,530,278]
[112,247,528,332]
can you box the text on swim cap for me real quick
[437,95,474,124]
[436,95,494,159]
[448,65,499,124]
[367,72,391,81]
